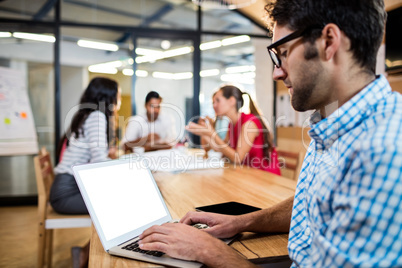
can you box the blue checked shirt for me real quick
[288,75,402,267]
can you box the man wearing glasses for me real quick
[139,0,402,267]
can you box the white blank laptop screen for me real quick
[77,162,168,241]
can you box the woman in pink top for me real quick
[187,85,280,175]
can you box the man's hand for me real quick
[147,133,161,142]
[139,223,224,262]
[139,222,255,267]
[180,211,242,239]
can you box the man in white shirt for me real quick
[122,91,177,152]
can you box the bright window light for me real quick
[13,32,55,43]
[200,40,222,51]
[77,40,119,51]
[221,35,250,46]
[0,32,12,38]
[225,65,255,74]
[200,69,220,77]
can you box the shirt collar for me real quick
[308,75,392,149]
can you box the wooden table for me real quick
[89,165,297,267]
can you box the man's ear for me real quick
[320,23,342,61]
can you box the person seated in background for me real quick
[121,91,177,153]
[50,77,121,268]
[187,84,280,175]
[50,77,120,214]
[200,91,230,158]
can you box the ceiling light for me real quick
[122,69,134,76]
[77,40,119,51]
[242,72,256,79]
[136,55,162,64]
[136,70,148,77]
[122,69,149,77]
[221,35,250,46]
[102,60,123,68]
[220,74,254,85]
[0,32,12,38]
[200,40,222,51]
[152,72,174,79]
[174,72,193,80]
[163,46,193,58]
[200,69,220,77]
[135,48,163,56]
[161,40,171,50]
[136,46,193,64]
[88,65,117,74]
[225,65,255,73]
[13,32,55,43]
[192,0,256,10]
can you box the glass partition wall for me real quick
[0,0,269,203]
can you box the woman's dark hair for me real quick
[219,85,275,159]
[66,77,118,146]
[264,0,386,74]
[145,91,162,104]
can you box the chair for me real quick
[276,149,304,181]
[34,147,92,268]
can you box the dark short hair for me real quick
[265,0,387,74]
[145,91,162,104]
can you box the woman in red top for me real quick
[186,85,280,175]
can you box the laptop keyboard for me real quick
[122,223,209,257]
[122,239,164,257]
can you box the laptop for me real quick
[72,158,230,268]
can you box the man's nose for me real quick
[272,66,287,81]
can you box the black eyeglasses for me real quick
[267,25,323,68]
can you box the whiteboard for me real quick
[0,66,39,155]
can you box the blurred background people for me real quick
[121,91,177,153]
[50,77,120,214]
[200,91,230,158]
[187,84,280,175]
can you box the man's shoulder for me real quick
[361,92,402,149]
[369,91,402,131]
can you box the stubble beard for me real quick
[290,42,322,112]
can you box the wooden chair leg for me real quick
[38,223,46,268]
[46,229,53,268]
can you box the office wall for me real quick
[60,66,88,139]
[253,38,275,129]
